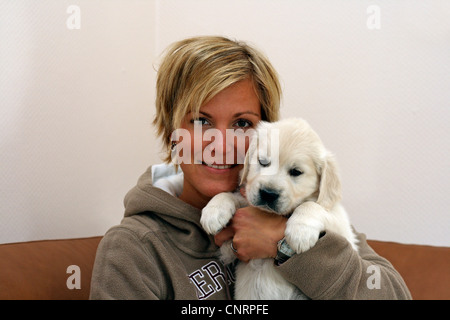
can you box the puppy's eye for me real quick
[289,168,303,177]
[258,158,270,167]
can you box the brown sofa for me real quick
[0,236,448,300]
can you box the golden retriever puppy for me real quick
[201,118,358,299]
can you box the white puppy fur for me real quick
[201,118,358,300]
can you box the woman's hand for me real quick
[214,206,287,262]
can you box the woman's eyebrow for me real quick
[234,111,260,118]
[198,111,260,118]
[198,111,212,118]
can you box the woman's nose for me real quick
[203,127,235,164]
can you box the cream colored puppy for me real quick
[201,118,358,300]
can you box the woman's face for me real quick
[177,79,261,209]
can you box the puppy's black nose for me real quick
[259,188,279,204]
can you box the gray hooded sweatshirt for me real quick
[89,164,411,300]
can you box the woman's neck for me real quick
[178,188,211,210]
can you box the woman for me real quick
[90,36,411,299]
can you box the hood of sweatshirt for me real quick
[123,164,218,257]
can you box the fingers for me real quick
[229,236,250,263]
[214,226,234,247]
[213,206,286,262]
[213,218,250,262]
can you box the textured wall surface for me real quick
[1,0,449,246]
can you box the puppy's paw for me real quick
[285,216,323,253]
[220,240,237,265]
[200,201,235,235]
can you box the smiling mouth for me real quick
[202,162,237,170]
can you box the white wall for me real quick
[1,0,449,246]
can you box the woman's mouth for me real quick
[202,162,238,170]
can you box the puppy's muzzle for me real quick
[258,187,280,209]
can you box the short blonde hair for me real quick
[153,36,282,163]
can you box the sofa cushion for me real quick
[368,240,450,300]
[0,236,102,300]
[0,236,448,299]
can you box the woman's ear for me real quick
[317,152,342,210]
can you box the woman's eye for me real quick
[191,117,210,126]
[234,119,252,129]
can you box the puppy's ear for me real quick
[317,152,342,210]
[239,134,257,186]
